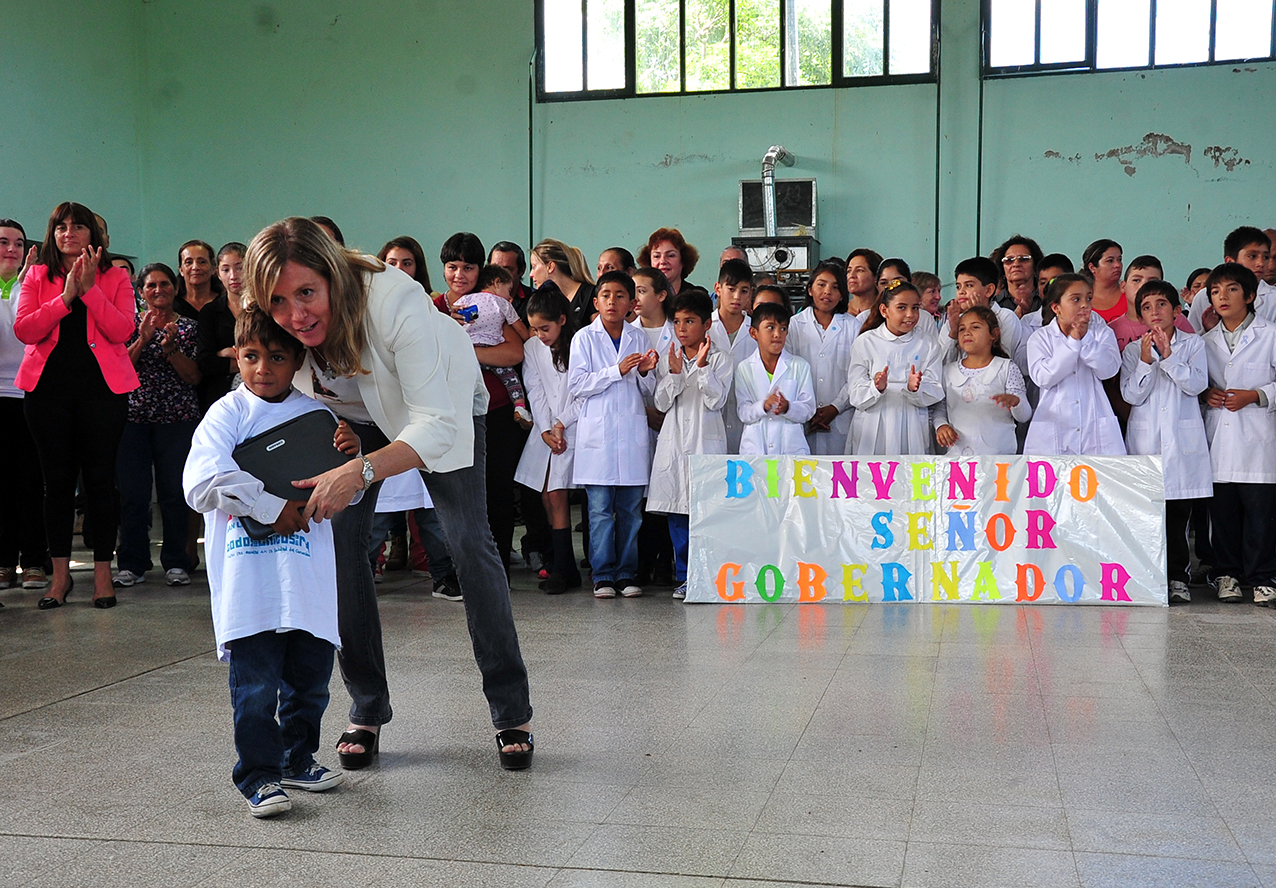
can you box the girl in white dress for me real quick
[845,281,946,455]
[934,306,1032,455]
[513,289,581,594]
[786,260,862,454]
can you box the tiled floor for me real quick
[2,545,1275,887]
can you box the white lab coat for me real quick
[1188,279,1276,332]
[515,335,580,492]
[1119,331,1210,500]
[709,310,757,452]
[630,318,677,463]
[735,350,817,455]
[845,324,945,455]
[935,357,1032,456]
[786,307,863,455]
[1024,317,1125,455]
[568,316,656,487]
[1201,315,1276,484]
[646,343,733,514]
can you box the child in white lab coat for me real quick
[1200,263,1276,605]
[710,258,758,452]
[515,288,582,595]
[182,310,358,817]
[647,289,733,599]
[735,302,816,455]
[934,305,1032,455]
[1118,280,1209,603]
[568,272,658,599]
[1024,274,1125,456]
[786,259,862,454]
[845,280,945,454]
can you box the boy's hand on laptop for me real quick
[272,501,311,536]
[334,420,361,456]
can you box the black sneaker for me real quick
[432,577,463,601]
[542,573,568,595]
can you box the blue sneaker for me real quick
[672,583,687,600]
[247,783,291,818]
[280,763,344,792]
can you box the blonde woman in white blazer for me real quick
[245,217,534,773]
[1119,281,1210,600]
[1200,265,1276,603]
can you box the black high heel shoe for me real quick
[496,730,534,770]
[335,728,379,770]
[38,576,73,610]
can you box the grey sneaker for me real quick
[247,783,291,818]
[112,569,145,588]
[1217,575,1242,602]
[1168,581,1190,603]
[1254,585,1276,607]
[165,568,190,586]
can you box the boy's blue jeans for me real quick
[667,513,690,583]
[584,485,644,584]
[227,629,335,798]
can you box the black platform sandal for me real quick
[496,730,534,770]
[336,728,379,770]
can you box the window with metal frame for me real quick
[984,0,1276,77]
[537,0,937,101]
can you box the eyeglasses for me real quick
[1001,256,1033,265]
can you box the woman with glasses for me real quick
[991,235,1044,317]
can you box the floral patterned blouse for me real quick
[125,314,202,424]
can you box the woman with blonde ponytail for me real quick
[530,239,596,326]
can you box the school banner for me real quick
[686,455,1166,606]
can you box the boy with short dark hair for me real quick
[734,302,816,455]
[711,258,758,452]
[1189,226,1275,332]
[568,271,659,599]
[1200,264,1276,605]
[947,256,1025,367]
[647,289,733,600]
[183,309,360,817]
[1109,255,1195,352]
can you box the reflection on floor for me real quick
[3,557,1275,887]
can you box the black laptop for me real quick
[232,410,355,539]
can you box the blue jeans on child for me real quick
[667,513,689,584]
[584,485,644,584]
[227,629,335,798]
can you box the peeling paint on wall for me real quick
[1203,145,1251,173]
[1043,150,1082,164]
[656,153,713,168]
[1095,132,1192,177]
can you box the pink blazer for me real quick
[14,264,140,395]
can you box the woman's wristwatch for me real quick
[360,456,375,490]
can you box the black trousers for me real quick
[484,403,521,570]
[24,384,128,561]
[0,396,49,568]
[1166,498,1194,585]
[1209,483,1276,586]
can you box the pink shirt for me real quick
[1107,312,1196,353]
[15,264,140,395]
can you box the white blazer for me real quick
[1119,331,1211,500]
[709,310,758,453]
[646,343,733,514]
[845,324,945,455]
[1024,317,1125,456]
[568,316,656,487]
[291,264,487,474]
[1202,315,1276,484]
[786,307,862,455]
[514,335,579,492]
[735,350,816,455]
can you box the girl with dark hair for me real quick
[16,202,139,608]
[514,289,582,594]
[787,260,861,454]
[197,242,249,407]
[933,306,1032,455]
[597,246,636,278]
[378,236,432,292]
[876,258,912,294]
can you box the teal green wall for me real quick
[6,1,1274,292]
[3,0,143,256]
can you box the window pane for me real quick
[736,0,782,88]
[543,0,583,92]
[786,0,832,85]
[989,0,1035,67]
[587,0,626,89]
[1096,0,1150,68]
[842,0,884,76]
[1153,0,1209,64]
[1215,0,1274,61]
[637,0,681,92]
[686,0,731,90]
[1040,0,1087,63]
[888,0,932,73]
